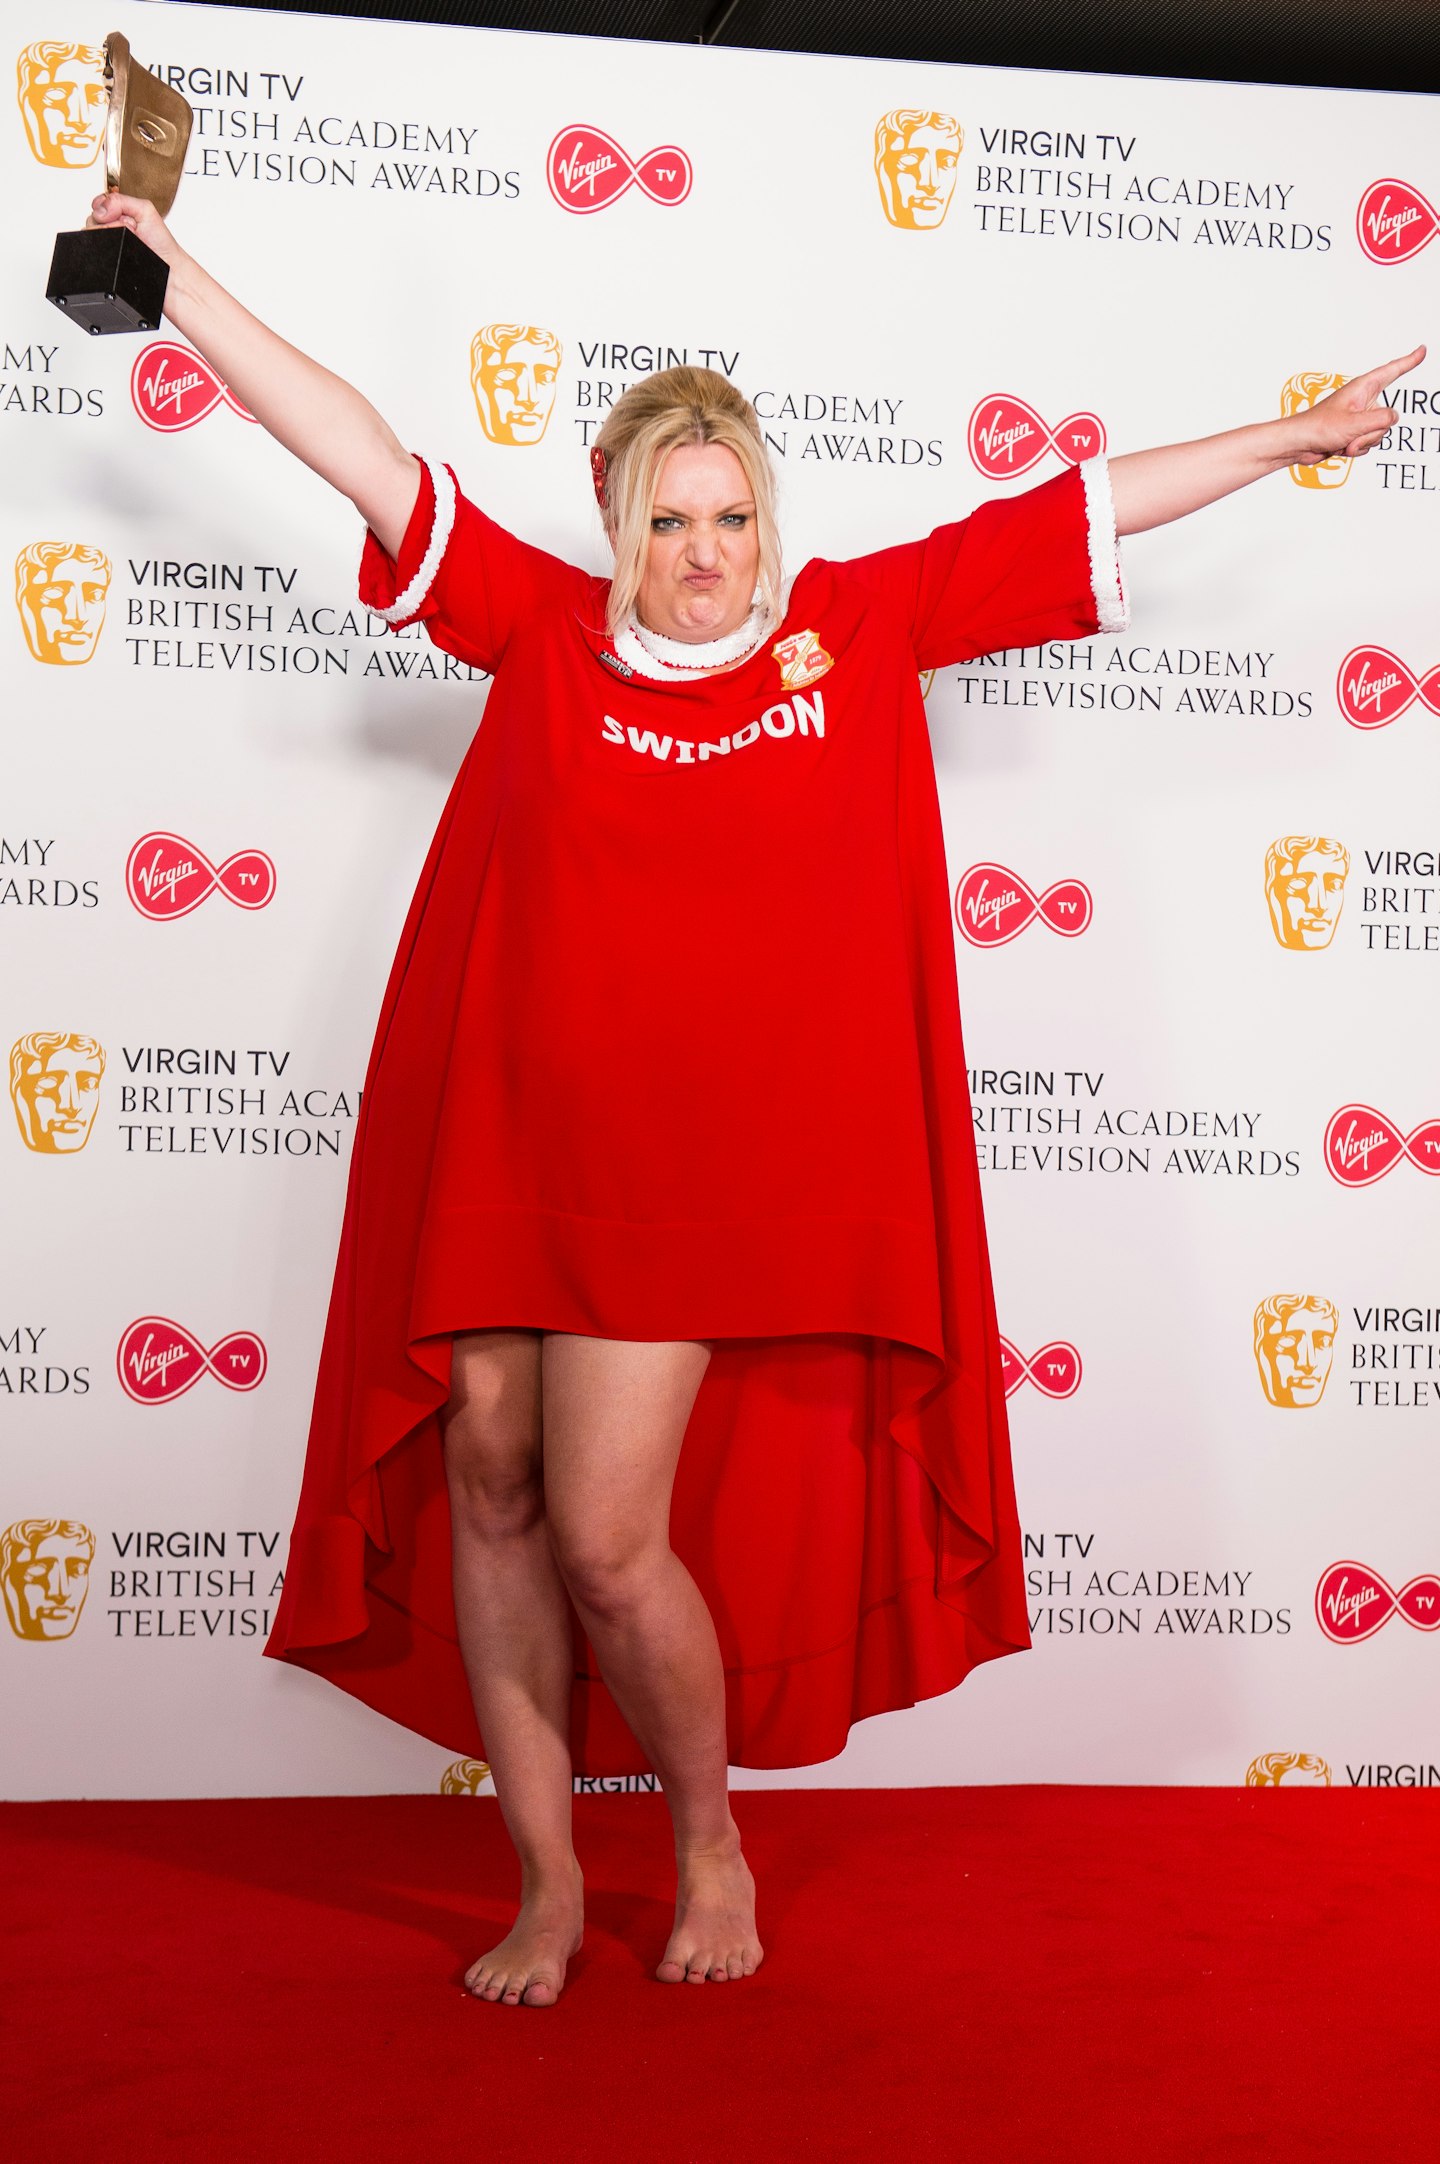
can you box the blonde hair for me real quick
[593,368,781,638]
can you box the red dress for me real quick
[264,454,1126,1772]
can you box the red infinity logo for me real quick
[130,341,255,432]
[1315,1561,1440,1643]
[546,125,692,213]
[1336,645,1440,730]
[126,833,276,920]
[967,393,1106,480]
[1323,1104,1440,1185]
[1355,179,1439,265]
[999,1337,1082,1399]
[117,1317,268,1405]
[955,863,1093,948]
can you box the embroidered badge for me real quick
[599,647,635,679]
[772,629,833,691]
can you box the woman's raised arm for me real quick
[89,191,419,557]
[1107,345,1425,536]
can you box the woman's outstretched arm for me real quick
[1107,345,1425,536]
[89,191,419,556]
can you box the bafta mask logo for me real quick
[2,1518,94,1640]
[15,541,111,665]
[1282,372,1352,489]
[1253,1293,1337,1409]
[1264,835,1349,950]
[874,109,963,230]
[470,324,562,446]
[440,1757,492,1794]
[16,39,106,168]
[1245,1751,1332,1787]
[10,1031,104,1153]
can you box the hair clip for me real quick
[590,444,608,509]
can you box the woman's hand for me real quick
[87,189,182,270]
[1110,340,1427,534]
[1287,344,1426,465]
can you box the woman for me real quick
[87,187,1418,2009]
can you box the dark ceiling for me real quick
[192,0,1439,96]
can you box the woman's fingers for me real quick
[87,190,157,235]
[1348,343,1427,409]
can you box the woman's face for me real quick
[634,442,760,644]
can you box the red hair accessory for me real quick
[589,444,608,509]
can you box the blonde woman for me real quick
[86,186,1418,2010]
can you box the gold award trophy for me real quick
[45,32,192,335]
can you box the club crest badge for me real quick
[772,630,833,691]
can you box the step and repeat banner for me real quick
[4,2,1437,1799]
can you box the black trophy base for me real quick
[46,225,169,335]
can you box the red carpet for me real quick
[6,1788,1434,2160]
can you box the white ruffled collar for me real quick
[613,599,773,682]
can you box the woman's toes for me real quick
[522,1977,557,2007]
[656,1957,686,1983]
[685,1958,710,1983]
[726,1951,746,1980]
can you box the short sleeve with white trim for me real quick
[358,454,589,676]
[830,456,1128,669]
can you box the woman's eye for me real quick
[651,517,683,533]
[719,514,749,528]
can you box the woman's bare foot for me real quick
[464,1865,584,2007]
[656,1826,763,1984]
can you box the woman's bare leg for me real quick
[541,1332,764,1985]
[443,1327,582,2007]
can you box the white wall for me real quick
[4,2,1436,1796]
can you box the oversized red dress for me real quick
[264,452,1127,1772]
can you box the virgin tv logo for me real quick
[955,862,1093,947]
[967,394,1105,480]
[117,1318,267,1405]
[546,125,692,213]
[126,833,276,919]
[999,1336,1082,1398]
[1315,1562,1439,1643]
[1323,1104,1440,1185]
[130,342,254,432]
[1355,179,1438,264]
[1336,646,1440,730]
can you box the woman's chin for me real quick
[668,595,744,641]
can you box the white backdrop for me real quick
[4,1,1437,1799]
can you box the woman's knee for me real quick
[549,1520,667,1619]
[443,1329,544,1538]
